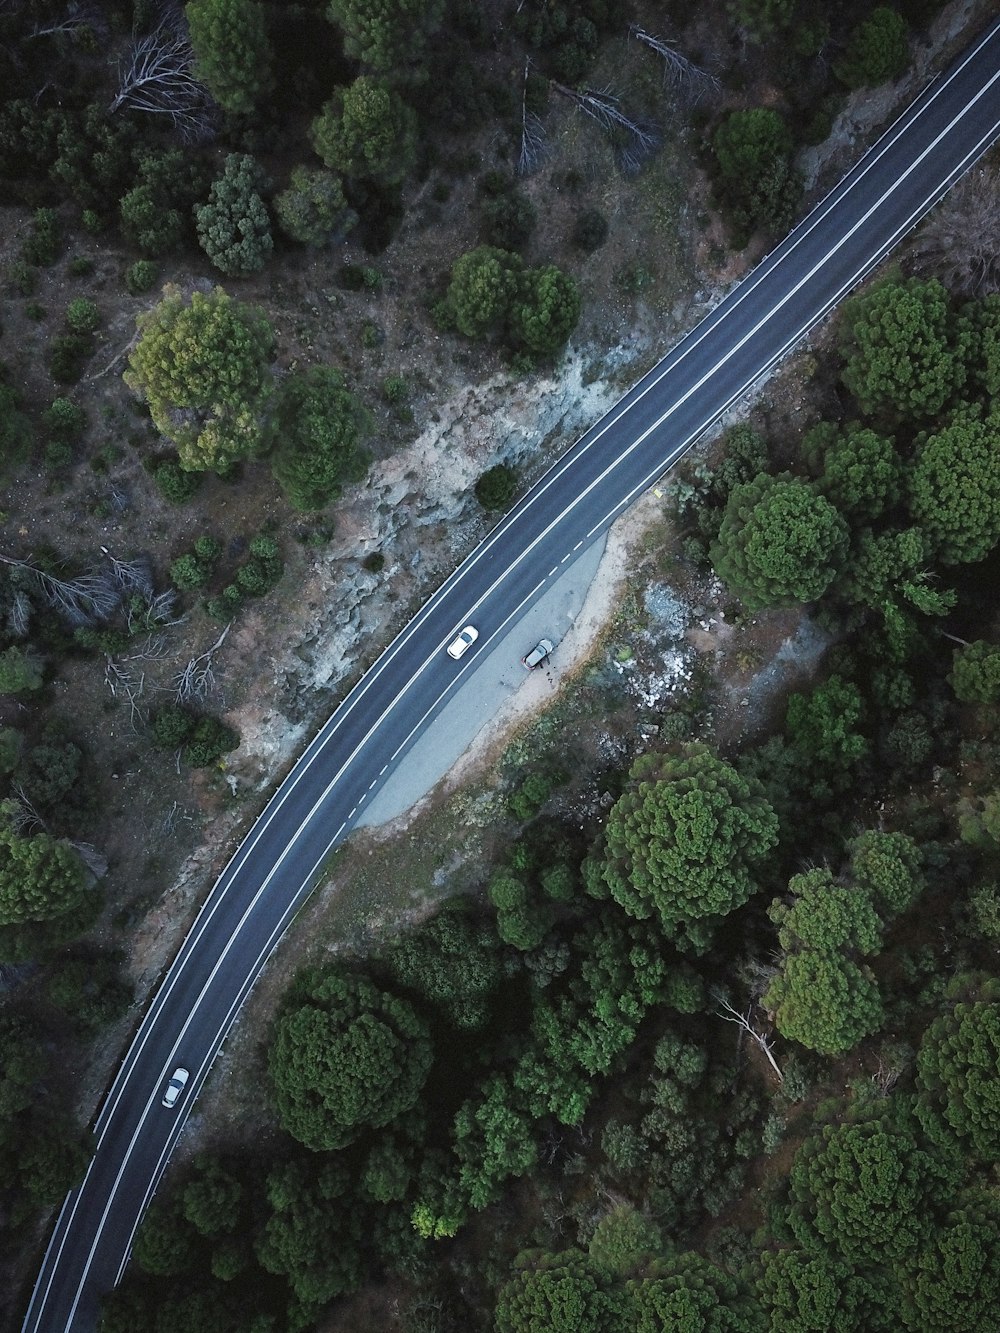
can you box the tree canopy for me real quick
[595,745,779,952]
[194,154,273,276]
[268,366,371,511]
[948,640,1000,704]
[916,975,1000,1161]
[186,0,274,117]
[124,287,275,473]
[713,107,800,239]
[494,1250,613,1333]
[840,277,965,421]
[711,474,850,609]
[268,966,433,1151]
[273,166,355,247]
[907,406,1000,565]
[310,77,417,186]
[325,0,445,74]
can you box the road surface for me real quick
[22,17,1000,1331]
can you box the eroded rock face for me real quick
[230,343,636,780]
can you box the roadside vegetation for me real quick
[1,0,999,1329]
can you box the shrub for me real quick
[475,462,519,511]
[48,335,91,384]
[25,302,46,321]
[152,705,195,751]
[68,257,95,277]
[43,439,74,472]
[9,262,39,296]
[482,190,537,250]
[170,553,210,590]
[125,260,158,295]
[382,375,409,404]
[362,550,385,572]
[21,207,62,266]
[154,460,201,504]
[184,715,239,767]
[45,398,87,441]
[572,208,609,252]
[65,298,100,334]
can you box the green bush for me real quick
[362,550,385,572]
[475,462,519,511]
[21,207,62,266]
[43,439,74,472]
[154,459,202,504]
[45,398,87,441]
[65,298,100,334]
[571,208,609,252]
[170,553,210,590]
[382,375,409,404]
[482,190,537,251]
[184,715,239,767]
[9,262,39,296]
[48,334,91,384]
[67,257,95,277]
[125,260,158,295]
[25,302,45,321]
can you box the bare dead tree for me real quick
[0,553,120,627]
[629,25,721,105]
[24,3,99,41]
[68,840,109,881]
[110,14,216,143]
[172,623,231,704]
[712,990,784,1082]
[103,659,147,731]
[6,589,32,639]
[551,81,662,175]
[911,167,1000,297]
[517,60,547,176]
[100,548,155,600]
[9,786,47,834]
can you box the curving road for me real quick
[23,18,1000,1332]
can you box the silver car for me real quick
[521,638,554,669]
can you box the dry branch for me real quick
[713,991,783,1082]
[629,25,721,104]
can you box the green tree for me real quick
[765,948,883,1056]
[787,1110,950,1265]
[268,966,433,1150]
[446,245,522,338]
[451,1075,538,1211]
[131,1197,199,1276]
[764,869,884,1055]
[183,716,239,768]
[186,0,274,116]
[495,1250,613,1333]
[510,265,581,359]
[949,639,1000,703]
[840,277,964,422]
[195,154,273,277]
[711,474,849,609]
[0,645,43,694]
[595,745,779,952]
[325,0,445,73]
[269,366,371,511]
[916,974,1000,1161]
[626,1253,765,1332]
[124,286,275,473]
[475,462,519,511]
[382,903,503,1031]
[0,728,22,775]
[587,1205,663,1278]
[256,1158,364,1310]
[963,292,1000,397]
[45,397,87,442]
[805,421,901,523]
[769,871,882,957]
[273,166,355,247]
[713,108,800,239]
[0,383,32,473]
[840,527,955,631]
[835,7,909,89]
[310,77,417,186]
[784,675,868,795]
[756,1250,870,1333]
[908,406,1000,564]
[0,827,94,931]
[119,149,208,257]
[728,0,795,40]
[848,829,924,919]
[181,1156,244,1237]
[904,1192,1000,1332]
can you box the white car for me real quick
[161,1068,189,1109]
[446,626,478,660]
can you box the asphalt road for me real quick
[23,18,1000,1332]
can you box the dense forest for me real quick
[2,0,999,1331]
